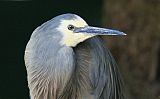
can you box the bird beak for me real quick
[74,26,126,36]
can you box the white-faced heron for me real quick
[24,13,126,99]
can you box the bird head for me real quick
[55,14,126,47]
[33,14,126,47]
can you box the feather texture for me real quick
[25,36,125,99]
[58,36,125,99]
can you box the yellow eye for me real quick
[67,24,75,30]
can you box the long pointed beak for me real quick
[74,26,126,36]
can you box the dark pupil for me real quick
[68,25,74,30]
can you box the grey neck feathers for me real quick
[25,36,124,99]
[25,36,75,99]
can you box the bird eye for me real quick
[67,25,75,30]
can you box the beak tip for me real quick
[122,32,127,35]
[114,31,126,36]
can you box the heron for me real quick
[24,13,126,99]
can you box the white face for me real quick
[57,16,94,47]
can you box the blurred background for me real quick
[0,0,159,99]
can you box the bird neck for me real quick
[25,41,75,99]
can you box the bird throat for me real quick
[25,44,76,99]
[61,33,94,47]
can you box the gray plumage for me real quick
[24,14,125,99]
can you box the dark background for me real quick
[0,0,160,99]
